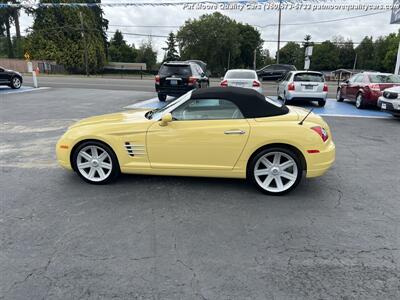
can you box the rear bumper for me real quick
[306,140,336,178]
[286,91,327,101]
[155,84,195,96]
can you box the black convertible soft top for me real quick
[190,87,289,118]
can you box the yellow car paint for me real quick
[56,106,335,179]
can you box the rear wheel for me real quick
[248,147,303,195]
[355,93,365,109]
[336,88,344,102]
[158,93,167,102]
[72,141,120,185]
[10,77,22,89]
[318,100,326,107]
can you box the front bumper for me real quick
[377,97,400,115]
[286,91,327,101]
[306,140,336,178]
[56,137,73,170]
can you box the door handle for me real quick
[224,130,246,135]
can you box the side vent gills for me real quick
[124,142,146,157]
[125,142,134,157]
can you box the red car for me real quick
[336,72,400,109]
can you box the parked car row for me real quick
[336,72,400,109]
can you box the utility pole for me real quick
[276,0,282,64]
[253,48,257,70]
[353,53,358,71]
[227,51,231,70]
[79,11,89,77]
[395,42,400,75]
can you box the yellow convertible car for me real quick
[56,87,335,195]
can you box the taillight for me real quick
[288,82,295,91]
[155,75,160,84]
[323,84,328,92]
[311,126,329,142]
[220,80,228,87]
[253,80,261,87]
[188,77,197,86]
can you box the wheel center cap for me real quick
[91,159,99,167]
[271,167,280,175]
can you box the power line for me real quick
[105,10,390,30]
[255,11,389,27]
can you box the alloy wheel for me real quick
[12,77,21,89]
[253,151,298,193]
[76,145,112,182]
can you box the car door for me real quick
[0,67,8,84]
[278,72,291,97]
[347,74,362,100]
[146,99,250,170]
[261,66,273,79]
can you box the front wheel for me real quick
[248,147,303,195]
[10,77,22,89]
[72,141,120,184]
[355,93,365,109]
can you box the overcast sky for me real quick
[15,0,400,61]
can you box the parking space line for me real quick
[0,87,50,95]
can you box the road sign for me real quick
[391,0,400,24]
[24,52,30,61]
[304,57,310,70]
[305,46,313,57]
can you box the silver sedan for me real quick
[277,71,328,107]
[220,69,263,94]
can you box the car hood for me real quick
[383,86,400,93]
[69,109,150,129]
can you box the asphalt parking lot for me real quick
[1,83,400,299]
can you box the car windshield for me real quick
[225,71,256,79]
[148,91,193,120]
[159,65,191,77]
[294,73,324,82]
[368,74,400,83]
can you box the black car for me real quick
[256,64,297,81]
[0,66,23,89]
[155,61,209,101]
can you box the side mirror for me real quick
[345,80,349,84]
[201,72,205,77]
[0,68,4,72]
[160,113,173,126]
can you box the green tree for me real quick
[25,0,109,73]
[162,32,180,62]
[136,39,157,71]
[277,42,303,69]
[236,23,263,69]
[177,12,241,75]
[108,30,137,62]
[355,36,375,70]
[312,41,340,70]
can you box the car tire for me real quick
[336,88,344,102]
[318,100,326,107]
[355,93,365,109]
[158,93,167,102]
[10,76,22,89]
[72,141,120,185]
[248,147,303,196]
